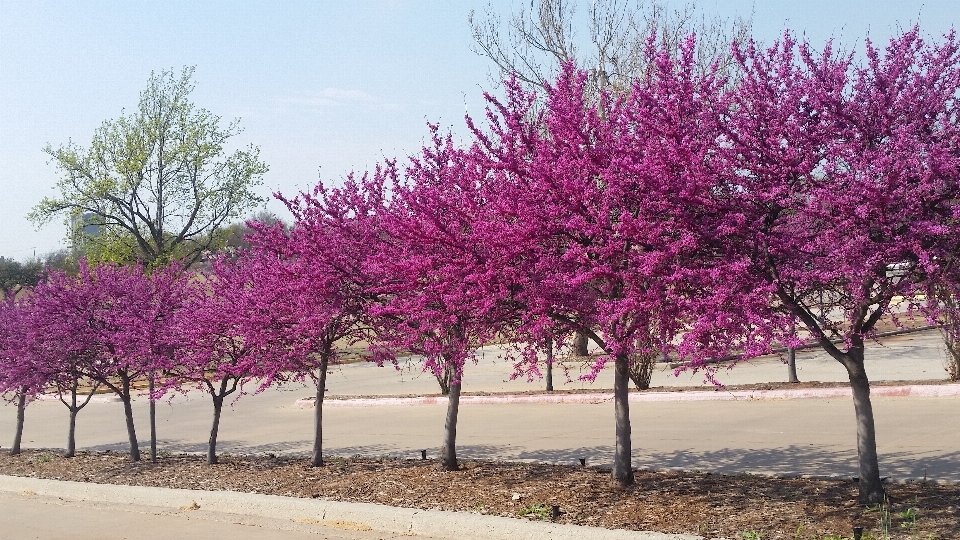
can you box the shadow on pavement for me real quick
[83,440,960,482]
[328,443,960,482]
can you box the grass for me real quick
[898,507,918,530]
[517,503,551,521]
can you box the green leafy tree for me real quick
[40,249,78,276]
[0,250,76,298]
[0,257,42,298]
[30,66,268,269]
[219,210,285,253]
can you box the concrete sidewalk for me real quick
[0,489,413,540]
[0,475,699,540]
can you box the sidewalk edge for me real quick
[295,383,960,408]
[0,475,700,540]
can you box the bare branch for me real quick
[469,0,753,101]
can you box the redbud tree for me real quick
[24,273,103,457]
[468,46,738,485]
[704,28,960,504]
[165,255,273,465]
[368,131,522,471]
[270,176,389,467]
[0,295,42,456]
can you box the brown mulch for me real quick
[2,450,957,539]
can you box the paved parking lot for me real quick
[2,330,957,481]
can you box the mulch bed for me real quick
[2,450,957,539]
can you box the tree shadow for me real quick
[316,443,960,482]
[81,440,960,482]
[85,439,313,456]
[632,446,960,481]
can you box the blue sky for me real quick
[1,0,956,258]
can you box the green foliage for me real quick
[30,66,267,269]
[0,257,42,296]
[215,210,285,254]
[897,507,918,530]
[0,249,78,296]
[40,249,78,275]
[517,503,550,520]
[879,499,891,538]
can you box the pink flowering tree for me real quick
[268,177,388,467]
[111,262,189,462]
[21,267,132,458]
[164,256,272,465]
[0,294,45,456]
[705,28,960,504]
[466,46,735,485]
[361,130,525,471]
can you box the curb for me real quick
[295,383,960,408]
[0,475,699,540]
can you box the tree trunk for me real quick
[66,408,78,458]
[943,336,960,381]
[208,395,224,465]
[612,353,634,486]
[64,384,80,458]
[436,364,453,395]
[120,392,140,462]
[628,351,656,390]
[59,382,98,459]
[149,375,157,463]
[311,352,330,467]
[118,372,141,462]
[573,330,589,356]
[786,317,799,383]
[10,389,26,456]
[440,377,462,471]
[545,337,554,392]
[936,285,960,381]
[786,347,799,383]
[845,353,884,505]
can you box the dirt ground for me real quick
[1,450,956,540]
